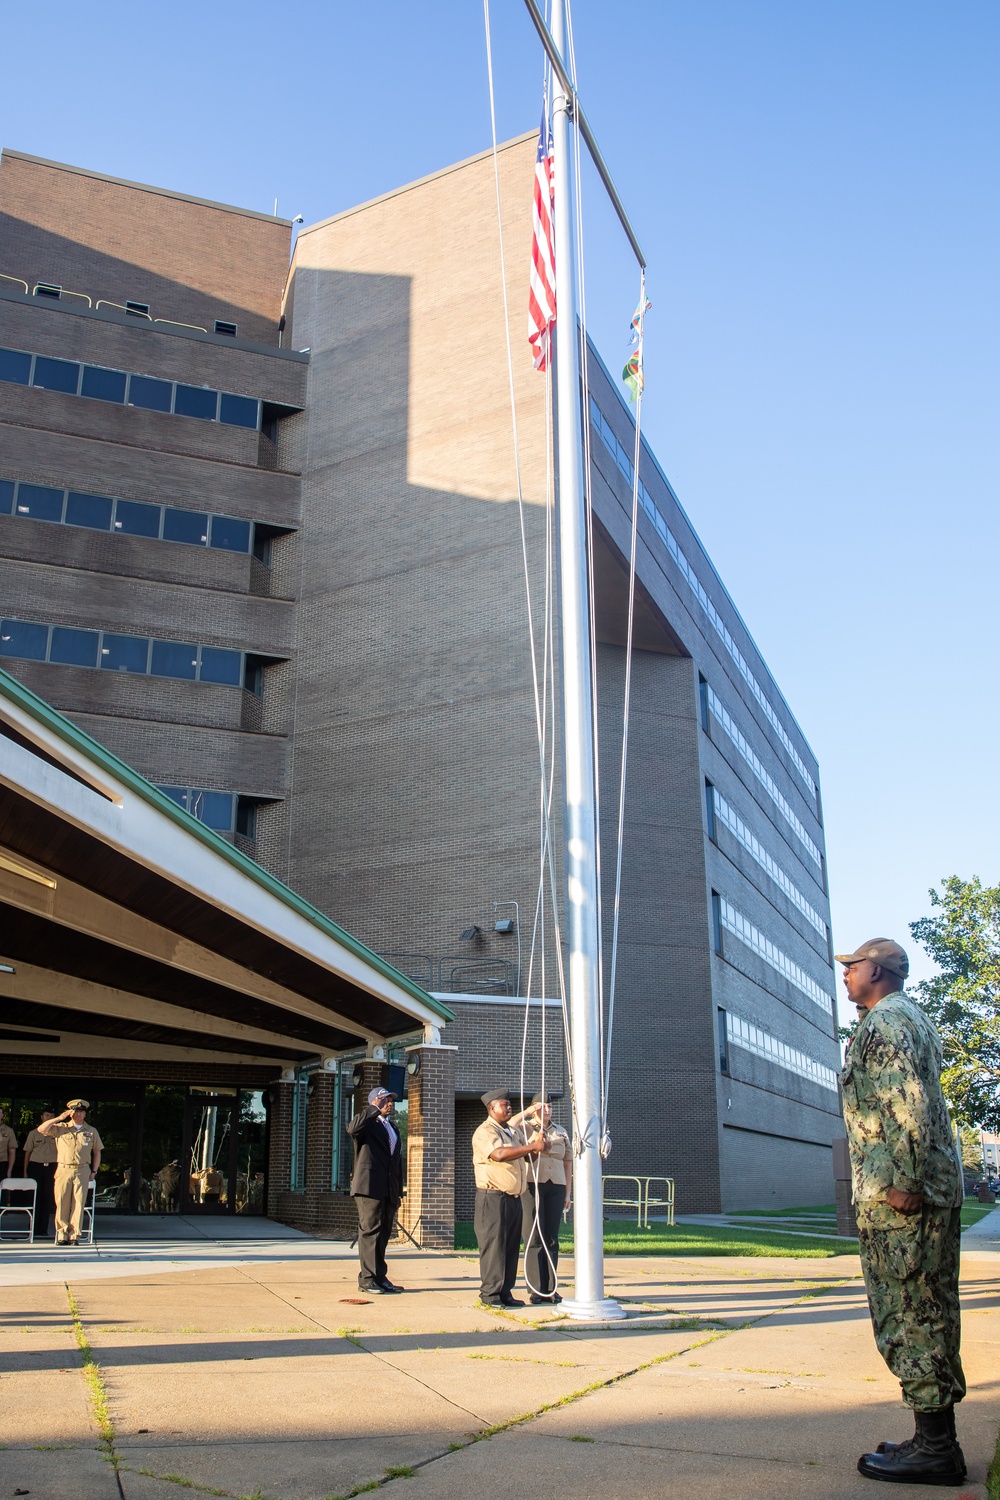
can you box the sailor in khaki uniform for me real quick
[521,1091,572,1304]
[38,1099,103,1245]
[21,1108,58,1228]
[0,1107,17,1177]
[471,1090,542,1307]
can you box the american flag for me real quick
[528,113,556,371]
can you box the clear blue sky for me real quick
[3,2,997,1015]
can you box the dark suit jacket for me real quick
[347,1105,403,1202]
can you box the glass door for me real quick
[184,1088,237,1213]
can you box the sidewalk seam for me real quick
[65,1281,125,1499]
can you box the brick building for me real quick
[0,139,840,1229]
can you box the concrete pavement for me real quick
[1,1209,997,1500]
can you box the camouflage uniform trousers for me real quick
[856,1201,966,1412]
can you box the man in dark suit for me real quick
[347,1086,404,1293]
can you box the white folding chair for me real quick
[78,1178,97,1245]
[0,1177,37,1242]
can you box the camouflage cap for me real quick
[834,938,909,978]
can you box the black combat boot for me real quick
[858,1406,966,1485]
[875,1405,956,1457]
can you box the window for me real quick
[2,474,259,554]
[235,796,258,839]
[125,302,150,318]
[709,785,828,939]
[704,682,823,870]
[128,374,172,412]
[717,1008,729,1074]
[33,283,61,300]
[219,393,259,429]
[174,384,218,421]
[704,779,717,842]
[0,616,264,689]
[162,508,209,545]
[66,491,114,531]
[150,640,197,680]
[711,891,723,955]
[114,499,160,538]
[32,356,79,394]
[590,391,819,803]
[1,342,266,432]
[101,634,150,673]
[724,1010,838,1093]
[198,647,243,687]
[49,627,99,667]
[81,365,127,404]
[0,348,31,384]
[0,619,48,660]
[210,515,252,553]
[15,484,63,522]
[214,320,238,338]
[716,894,833,1013]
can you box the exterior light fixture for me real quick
[459,925,481,941]
[494,918,515,934]
[0,963,14,974]
[407,1053,422,1077]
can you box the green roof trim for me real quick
[0,665,454,1027]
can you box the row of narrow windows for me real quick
[717,1007,838,1094]
[0,344,261,429]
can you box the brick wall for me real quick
[399,1046,455,1248]
[0,150,291,344]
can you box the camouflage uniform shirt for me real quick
[840,991,961,1206]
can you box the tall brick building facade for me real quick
[0,139,839,1224]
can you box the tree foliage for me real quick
[910,875,1000,1133]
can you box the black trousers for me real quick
[354,1194,396,1287]
[521,1178,564,1295]
[474,1188,522,1300]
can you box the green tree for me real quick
[910,875,1000,1133]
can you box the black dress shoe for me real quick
[379,1279,404,1293]
[478,1295,503,1307]
[529,1292,564,1304]
[500,1296,526,1308]
[358,1283,385,1294]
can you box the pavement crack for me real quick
[64,1282,122,1492]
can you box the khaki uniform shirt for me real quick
[532,1124,571,1186]
[841,992,962,1206]
[50,1123,104,1171]
[0,1123,17,1164]
[23,1128,58,1165]
[472,1118,527,1195]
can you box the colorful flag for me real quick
[623,293,650,400]
[622,351,644,402]
[628,295,652,345]
[528,113,556,372]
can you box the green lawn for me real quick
[730,1204,836,1217]
[454,1219,856,1258]
[962,1201,994,1229]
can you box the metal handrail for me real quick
[643,1175,675,1227]
[95,298,151,320]
[602,1174,645,1227]
[155,317,207,332]
[0,273,29,294]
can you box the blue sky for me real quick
[3,2,997,1015]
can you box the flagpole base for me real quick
[560,1296,627,1322]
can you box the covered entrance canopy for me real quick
[0,666,453,1072]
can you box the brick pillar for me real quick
[353,1058,388,1115]
[266,1078,294,1216]
[306,1072,336,1193]
[400,1046,456,1249]
[832,1137,858,1238]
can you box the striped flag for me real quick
[528,113,556,371]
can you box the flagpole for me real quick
[549,0,625,1323]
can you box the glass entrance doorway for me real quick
[0,1078,268,1215]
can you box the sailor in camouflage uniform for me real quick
[838,938,966,1486]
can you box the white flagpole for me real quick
[549,0,624,1323]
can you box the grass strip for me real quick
[455,1220,855,1257]
[987,1418,1000,1500]
[65,1284,115,1464]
